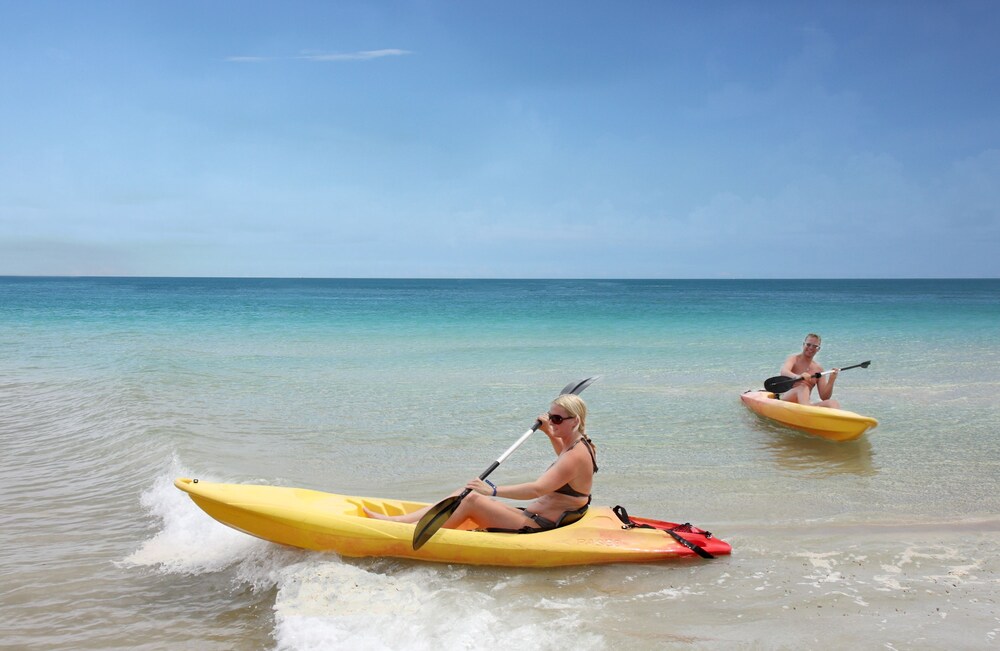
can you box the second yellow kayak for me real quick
[741,390,878,441]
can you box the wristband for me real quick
[484,479,497,497]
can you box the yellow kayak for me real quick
[174,478,730,567]
[740,390,878,441]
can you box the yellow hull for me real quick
[741,391,878,441]
[174,478,730,567]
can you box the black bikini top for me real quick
[553,436,598,498]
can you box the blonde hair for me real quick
[552,394,588,437]
[805,333,822,343]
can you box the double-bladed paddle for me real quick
[763,361,871,394]
[411,376,601,550]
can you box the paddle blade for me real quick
[412,495,462,550]
[561,375,602,396]
[763,375,798,394]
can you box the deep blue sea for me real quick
[2,277,998,650]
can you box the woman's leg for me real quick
[361,488,481,524]
[364,491,537,531]
[364,504,431,523]
[441,492,536,530]
[363,489,462,523]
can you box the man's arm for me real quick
[817,368,837,400]
[780,354,808,379]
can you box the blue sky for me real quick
[1,1,998,278]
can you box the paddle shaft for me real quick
[806,361,870,379]
[764,360,870,394]
[451,422,543,501]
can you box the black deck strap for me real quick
[613,505,653,529]
[665,527,715,559]
[614,506,715,559]
[669,522,714,539]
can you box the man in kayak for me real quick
[364,394,597,531]
[779,333,840,408]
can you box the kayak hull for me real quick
[174,478,730,567]
[740,391,878,441]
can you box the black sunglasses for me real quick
[547,413,577,425]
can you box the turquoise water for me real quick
[1,277,998,649]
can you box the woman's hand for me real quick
[466,478,492,496]
[537,413,555,437]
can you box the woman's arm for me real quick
[537,415,565,455]
[470,448,583,500]
[544,431,564,455]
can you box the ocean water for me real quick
[1,277,998,650]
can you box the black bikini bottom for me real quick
[521,509,559,530]
[482,501,590,534]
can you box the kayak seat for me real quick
[351,499,409,518]
[483,501,590,535]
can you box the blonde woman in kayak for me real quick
[779,333,841,408]
[364,394,597,531]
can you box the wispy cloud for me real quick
[299,49,410,61]
[226,49,411,63]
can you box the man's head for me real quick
[802,333,822,358]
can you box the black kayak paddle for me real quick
[763,360,871,394]
[411,376,601,550]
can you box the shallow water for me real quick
[1,278,998,649]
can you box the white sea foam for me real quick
[632,585,703,600]
[124,466,606,650]
[121,461,268,574]
[269,560,605,651]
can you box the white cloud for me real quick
[298,49,411,62]
[226,49,411,63]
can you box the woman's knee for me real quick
[463,491,488,511]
